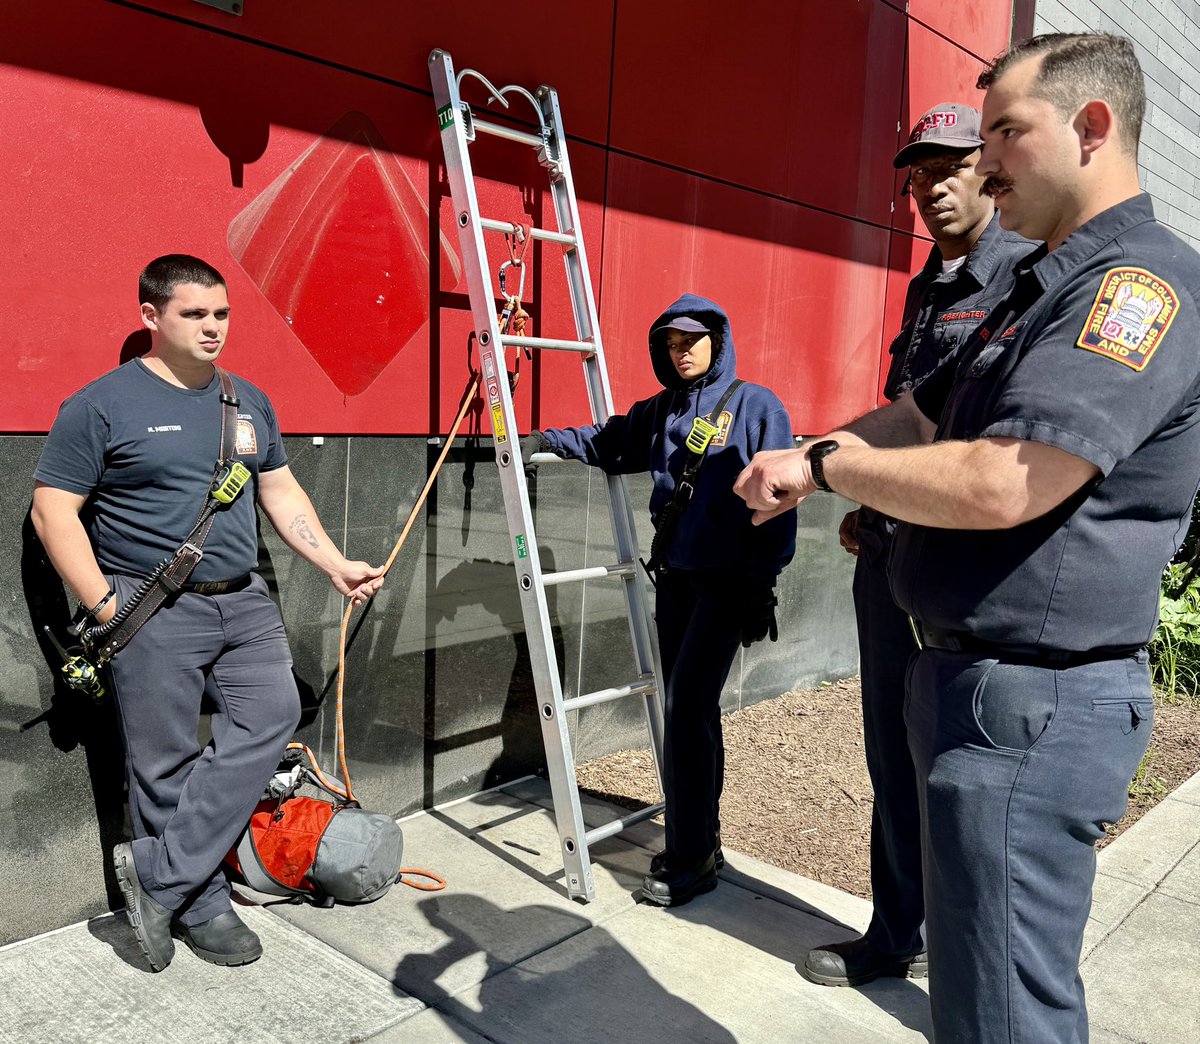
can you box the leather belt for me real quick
[181,574,253,595]
[910,619,1142,668]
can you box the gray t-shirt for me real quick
[35,359,287,582]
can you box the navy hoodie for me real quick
[543,294,796,578]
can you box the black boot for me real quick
[802,936,928,987]
[649,845,725,874]
[641,851,719,907]
[175,908,263,966]
[176,908,263,966]
[112,842,175,972]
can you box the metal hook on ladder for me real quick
[454,67,551,156]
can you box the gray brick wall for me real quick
[1033,0,1200,247]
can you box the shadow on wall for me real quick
[266,433,557,815]
[14,510,127,912]
[424,555,557,795]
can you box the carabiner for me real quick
[498,258,527,302]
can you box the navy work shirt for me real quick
[35,359,287,582]
[891,194,1200,651]
[858,215,1033,565]
[883,213,1034,401]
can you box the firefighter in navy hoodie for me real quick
[522,294,796,906]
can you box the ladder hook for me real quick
[455,68,549,141]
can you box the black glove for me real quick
[740,585,779,648]
[519,430,554,477]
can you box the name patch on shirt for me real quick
[1077,267,1179,371]
[710,411,734,447]
[235,419,258,456]
[939,310,988,322]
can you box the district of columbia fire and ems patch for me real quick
[235,418,258,456]
[710,410,734,447]
[1076,267,1179,371]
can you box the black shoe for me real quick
[641,852,719,907]
[802,936,928,987]
[112,842,175,972]
[175,909,263,967]
[649,846,725,875]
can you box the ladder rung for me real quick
[584,803,666,847]
[563,679,657,713]
[472,117,543,148]
[501,334,594,353]
[542,561,637,587]
[480,218,576,246]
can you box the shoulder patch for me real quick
[235,418,258,456]
[1076,267,1179,371]
[710,410,734,447]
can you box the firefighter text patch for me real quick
[1076,267,1179,371]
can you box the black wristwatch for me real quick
[807,439,840,493]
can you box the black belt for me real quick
[180,574,253,595]
[910,620,1142,668]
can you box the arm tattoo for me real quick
[288,514,320,549]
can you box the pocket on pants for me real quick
[1091,697,1153,735]
[971,660,1059,754]
[1091,654,1154,735]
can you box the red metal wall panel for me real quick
[908,0,1014,62]
[876,17,1008,406]
[596,155,890,434]
[1,0,1012,436]
[608,0,907,228]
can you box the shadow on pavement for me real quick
[394,892,737,1044]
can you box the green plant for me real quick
[1150,526,1200,703]
[1128,749,1168,799]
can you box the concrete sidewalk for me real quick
[2,773,1197,1044]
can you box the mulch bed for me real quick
[577,677,1200,898]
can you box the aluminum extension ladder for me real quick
[430,49,667,901]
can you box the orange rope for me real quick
[285,741,350,801]
[397,868,447,891]
[505,223,531,269]
[333,374,482,804]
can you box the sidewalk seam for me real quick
[1083,833,1200,964]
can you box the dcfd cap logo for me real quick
[893,102,984,168]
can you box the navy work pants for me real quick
[655,568,744,862]
[906,649,1153,1043]
[106,572,300,926]
[854,552,925,957]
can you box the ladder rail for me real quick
[430,49,667,902]
[431,49,595,900]
[536,86,667,777]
